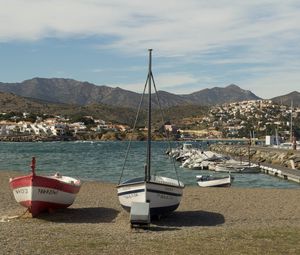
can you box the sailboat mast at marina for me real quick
[290,100,293,143]
[117,49,184,217]
[146,49,152,182]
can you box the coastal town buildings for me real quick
[0,116,126,140]
[0,99,299,141]
[177,100,299,140]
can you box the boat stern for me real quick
[117,181,146,212]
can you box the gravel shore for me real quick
[1,171,300,255]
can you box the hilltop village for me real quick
[0,99,299,142]
[199,100,300,140]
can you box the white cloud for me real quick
[0,1,298,57]
[2,1,299,53]
[1,0,300,96]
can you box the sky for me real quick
[0,0,300,99]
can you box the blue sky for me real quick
[0,0,300,98]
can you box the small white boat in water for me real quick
[196,175,232,187]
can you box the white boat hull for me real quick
[197,175,232,187]
[215,163,261,173]
[10,173,81,217]
[12,186,77,205]
[117,176,184,216]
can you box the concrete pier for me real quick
[209,144,300,184]
[209,144,300,170]
[259,163,300,184]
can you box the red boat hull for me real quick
[10,174,81,217]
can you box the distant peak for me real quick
[226,84,240,89]
[289,91,300,95]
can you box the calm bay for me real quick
[0,141,299,188]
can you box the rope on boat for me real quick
[151,74,181,186]
[0,209,29,222]
[118,76,149,185]
[118,54,182,187]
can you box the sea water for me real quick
[0,141,299,188]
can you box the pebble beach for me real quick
[1,171,300,255]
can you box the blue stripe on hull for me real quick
[198,183,231,187]
[117,188,145,196]
[121,203,180,217]
[118,188,182,197]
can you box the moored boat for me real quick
[196,175,232,187]
[215,163,244,173]
[9,157,81,217]
[215,161,261,173]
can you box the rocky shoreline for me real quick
[0,134,76,142]
[210,144,300,170]
[0,131,168,142]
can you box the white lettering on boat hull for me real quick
[13,186,76,205]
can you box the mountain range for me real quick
[0,77,299,114]
[0,78,260,108]
[271,91,300,107]
[0,90,209,126]
[1,77,299,125]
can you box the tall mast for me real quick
[290,100,293,143]
[146,49,152,181]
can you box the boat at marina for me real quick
[274,101,300,150]
[215,161,261,173]
[215,140,261,173]
[278,141,300,150]
[215,163,244,173]
[239,164,261,173]
[9,157,81,217]
[117,50,184,217]
[196,174,232,187]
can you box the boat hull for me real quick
[117,176,184,217]
[197,176,232,187]
[10,174,81,217]
[240,166,261,173]
[215,164,261,173]
[215,164,243,173]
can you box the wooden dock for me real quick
[259,163,300,184]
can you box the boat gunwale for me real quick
[10,174,81,188]
[196,175,231,182]
[117,179,184,189]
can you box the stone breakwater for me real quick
[209,144,300,170]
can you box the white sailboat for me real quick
[117,49,184,217]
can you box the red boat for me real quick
[9,157,81,217]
